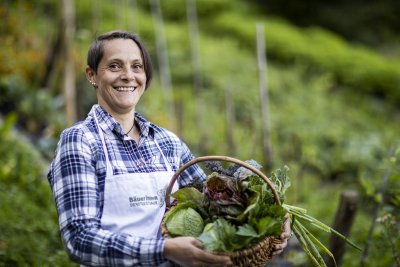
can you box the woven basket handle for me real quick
[166,155,281,207]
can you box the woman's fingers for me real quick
[190,238,204,249]
[272,213,292,256]
[188,238,231,266]
[197,250,232,266]
[164,237,232,267]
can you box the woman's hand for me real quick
[272,213,292,256]
[164,236,232,267]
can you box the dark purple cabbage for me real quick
[204,172,247,217]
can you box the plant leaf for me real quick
[171,187,204,205]
[301,222,337,267]
[286,208,362,251]
[293,223,322,267]
[197,218,237,252]
[236,224,259,237]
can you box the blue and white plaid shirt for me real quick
[47,105,205,266]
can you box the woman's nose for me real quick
[121,67,135,80]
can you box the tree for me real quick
[61,0,76,125]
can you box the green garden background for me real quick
[0,0,399,266]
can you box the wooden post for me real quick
[115,0,128,30]
[150,0,176,130]
[256,23,273,170]
[175,100,184,138]
[91,0,101,32]
[360,145,394,267]
[41,24,63,89]
[326,191,359,267]
[61,0,76,125]
[186,0,207,155]
[114,0,121,29]
[224,84,236,156]
[128,0,139,34]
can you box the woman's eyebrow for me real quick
[106,57,143,63]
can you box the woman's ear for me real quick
[86,66,97,88]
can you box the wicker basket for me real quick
[162,156,283,267]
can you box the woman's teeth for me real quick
[115,87,136,92]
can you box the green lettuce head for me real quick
[165,207,204,237]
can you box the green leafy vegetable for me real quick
[198,218,239,252]
[169,187,209,219]
[170,186,204,205]
[204,172,247,217]
[164,160,361,267]
[270,165,290,203]
[165,207,204,237]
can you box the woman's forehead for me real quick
[102,38,142,60]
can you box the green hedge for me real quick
[135,0,232,21]
[210,12,400,104]
[0,114,74,266]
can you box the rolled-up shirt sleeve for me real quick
[177,139,206,187]
[48,127,166,267]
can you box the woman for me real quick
[48,30,290,267]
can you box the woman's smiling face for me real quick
[88,38,147,116]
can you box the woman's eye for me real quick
[133,64,144,73]
[108,64,121,71]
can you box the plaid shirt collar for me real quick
[89,104,154,140]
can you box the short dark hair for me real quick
[87,30,153,89]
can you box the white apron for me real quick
[93,113,178,265]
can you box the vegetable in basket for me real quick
[165,207,204,237]
[163,159,361,267]
[204,172,248,217]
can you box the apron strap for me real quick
[153,139,173,172]
[93,111,113,178]
[94,109,173,175]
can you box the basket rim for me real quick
[165,155,281,207]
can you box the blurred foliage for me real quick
[210,12,400,105]
[349,146,400,267]
[137,0,233,21]
[249,0,400,51]
[0,0,399,265]
[0,114,75,266]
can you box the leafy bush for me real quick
[210,12,400,104]
[0,114,74,266]
[356,146,400,267]
[135,0,232,21]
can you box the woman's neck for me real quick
[100,105,136,135]
[117,114,136,135]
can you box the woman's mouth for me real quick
[115,86,136,92]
